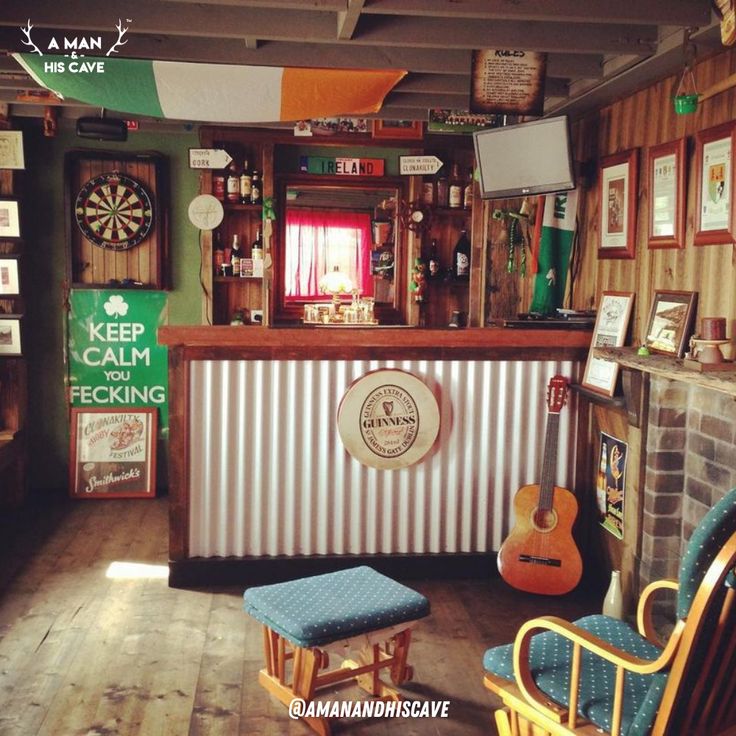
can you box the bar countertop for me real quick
[158,326,592,361]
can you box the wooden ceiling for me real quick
[0,0,723,126]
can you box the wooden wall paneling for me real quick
[573,47,736,348]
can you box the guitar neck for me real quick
[538,412,560,511]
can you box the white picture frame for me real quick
[582,291,635,397]
[0,254,20,296]
[0,131,25,170]
[0,317,22,356]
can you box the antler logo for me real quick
[19,18,133,58]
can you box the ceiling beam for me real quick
[0,31,604,78]
[548,21,722,119]
[351,16,658,54]
[156,0,711,27]
[337,0,365,41]
[361,0,712,27]
[0,0,658,54]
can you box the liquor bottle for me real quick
[596,442,608,519]
[213,229,225,273]
[222,231,233,269]
[602,570,624,619]
[428,239,441,280]
[230,234,242,276]
[239,158,252,204]
[212,168,226,202]
[226,161,240,204]
[463,167,474,210]
[250,170,262,204]
[452,229,471,280]
[421,176,435,206]
[251,228,263,260]
[435,167,449,208]
[448,163,462,208]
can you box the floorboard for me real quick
[0,495,600,735]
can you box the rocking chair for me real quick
[483,487,736,736]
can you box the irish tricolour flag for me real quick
[14,53,405,123]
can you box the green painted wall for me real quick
[19,120,201,491]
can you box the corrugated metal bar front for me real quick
[188,359,578,558]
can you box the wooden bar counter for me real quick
[159,326,591,586]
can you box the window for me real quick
[284,209,373,300]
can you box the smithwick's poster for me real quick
[69,408,157,498]
[470,49,547,116]
[67,290,169,432]
[596,432,628,539]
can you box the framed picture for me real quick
[0,253,20,296]
[0,316,22,356]
[0,199,21,239]
[0,130,24,170]
[644,290,698,358]
[372,120,424,140]
[598,149,638,259]
[69,408,158,499]
[694,122,734,246]
[647,137,686,249]
[582,291,635,396]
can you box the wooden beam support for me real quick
[336,0,365,41]
[0,0,658,54]
[361,0,711,27]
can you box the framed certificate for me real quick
[647,138,686,249]
[694,122,734,246]
[582,291,635,397]
[598,149,638,259]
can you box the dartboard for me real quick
[75,173,154,250]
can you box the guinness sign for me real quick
[338,369,440,469]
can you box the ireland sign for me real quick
[67,290,169,431]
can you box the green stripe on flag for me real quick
[14,54,164,118]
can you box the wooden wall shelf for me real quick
[596,347,736,398]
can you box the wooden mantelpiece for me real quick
[159,326,592,361]
[596,347,736,399]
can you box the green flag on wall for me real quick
[530,190,578,315]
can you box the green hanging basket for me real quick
[673,67,698,115]
[674,94,698,115]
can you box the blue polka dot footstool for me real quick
[244,566,430,736]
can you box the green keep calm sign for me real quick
[68,290,169,431]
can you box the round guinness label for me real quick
[338,369,440,470]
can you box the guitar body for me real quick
[498,483,583,595]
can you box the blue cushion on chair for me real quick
[483,614,668,736]
[677,487,736,618]
[243,566,430,648]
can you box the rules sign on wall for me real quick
[67,290,169,431]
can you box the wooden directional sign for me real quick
[188,148,233,169]
[399,155,443,176]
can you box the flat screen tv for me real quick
[472,116,575,199]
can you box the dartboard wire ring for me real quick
[75,172,154,251]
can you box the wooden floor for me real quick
[0,496,600,736]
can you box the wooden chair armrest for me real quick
[512,615,684,731]
[636,579,679,645]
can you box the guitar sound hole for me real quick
[531,508,558,532]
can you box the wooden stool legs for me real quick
[258,625,417,735]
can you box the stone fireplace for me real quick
[641,376,736,588]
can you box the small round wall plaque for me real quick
[337,369,440,470]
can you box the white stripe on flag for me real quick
[542,189,579,231]
[152,61,284,122]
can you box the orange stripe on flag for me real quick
[280,68,406,122]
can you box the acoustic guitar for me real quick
[497,375,582,595]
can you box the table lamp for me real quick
[318,267,354,308]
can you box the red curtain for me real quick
[284,209,373,300]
